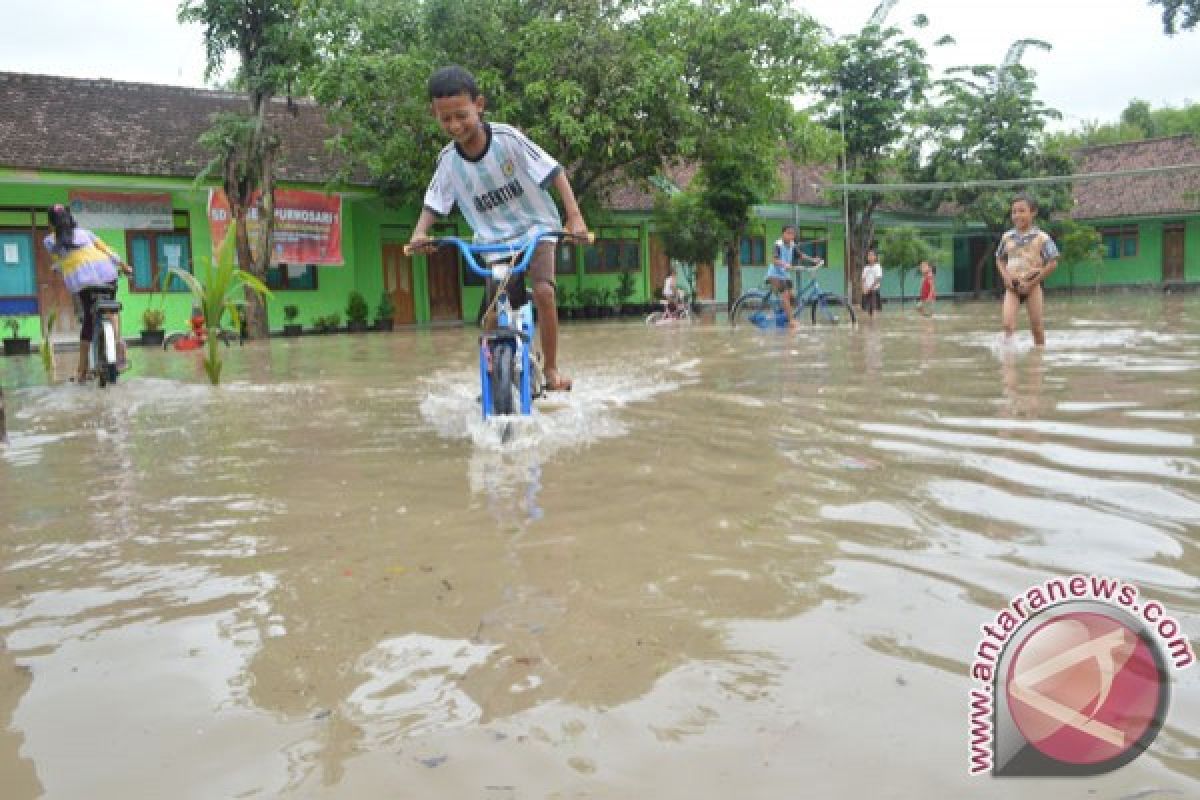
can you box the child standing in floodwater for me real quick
[917,261,936,317]
[995,192,1060,346]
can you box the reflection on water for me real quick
[1,295,1198,798]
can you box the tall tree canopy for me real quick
[299,0,828,299]
[179,0,313,338]
[905,48,1070,293]
[812,16,937,298]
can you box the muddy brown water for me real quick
[1,295,1198,799]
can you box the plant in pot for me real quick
[602,288,619,318]
[140,307,166,347]
[283,304,303,336]
[560,288,578,321]
[2,317,32,356]
[578,288,599,319]
[375,292,395,331]
[615,269,637,316]
[346,291,369,332]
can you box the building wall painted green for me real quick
[1046,217,1200,289]
[4,167,1199,344]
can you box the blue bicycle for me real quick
[730,263,856,328]
[407,228,591,419]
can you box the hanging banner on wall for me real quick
[69,190,173,230]
[207,189,343,266]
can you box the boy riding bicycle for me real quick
[769,225,823,330]
[408,66,587,392]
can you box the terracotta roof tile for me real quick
[0,71,360,184]
[1072,135,1200,219]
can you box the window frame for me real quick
[740,235,767,266]
[584,226,641,274]
[125,226,193,293]
[265,263,320,291]
[1099,226,1139,260]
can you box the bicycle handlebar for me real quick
[404,229,594,279]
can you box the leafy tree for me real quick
[653,190,724,269]
[179,0,312,339]
[647,0,828,300]
[813,15,939,300]
[1047,218,1103,292]
[301,0,828,302]
[1151,0,1200,33]
[876,226,931,304]
[905,46,1070,294]
[1046,98,1200,149]
[301,0,689,205]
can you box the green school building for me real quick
[1,72,1197,346]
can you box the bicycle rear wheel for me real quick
[489,339,517,416]
[94,321,118,387]
[730,291,774,328]
[811,295,857,326]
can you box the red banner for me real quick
[208,189,343,266]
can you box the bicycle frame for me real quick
[407,228,589,420]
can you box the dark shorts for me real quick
[77,282,118,342]
[862,290,882,312]
[768,277,794,292]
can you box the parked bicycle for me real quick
[406,228,592,419]
[730,263,856,328]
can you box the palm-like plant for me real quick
[169,229,272,385]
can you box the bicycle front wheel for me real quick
[489,339,517,416]
[811,295,857,326]
[730,291,773,328]
[645,311,665,326]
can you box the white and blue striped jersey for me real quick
[423,122,563,243]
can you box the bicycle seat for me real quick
[94,300,123,313]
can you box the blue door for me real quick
[0,231,37,315]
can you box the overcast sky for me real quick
[0,0,1195,131]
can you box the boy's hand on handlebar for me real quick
[404,236,436,256]
[564,212,588,239]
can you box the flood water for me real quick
[2,294,1198,799]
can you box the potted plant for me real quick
[579,288,599,319]
[140,307,166,347]
[375,293,395,331]
[346,291,369,332]
[282,304,303,337]
[2,317,32,356]
[615,270,637,316]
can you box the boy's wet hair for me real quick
[1011,191,1039,212]
[428,66,480,100]
[782,224,796,234]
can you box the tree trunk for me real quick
[726,238,741,306]
[972,243,993,298]
[243,143,275,340]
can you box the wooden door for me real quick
[1163,225,1185,282]
[426,245,462,321]
[696,261,714,301]
[648,235,670,299]
[382,243,416,324]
